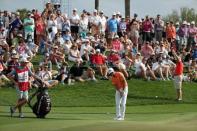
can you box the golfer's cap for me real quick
[191,21,195,25]
[107,68,114,76]
[96,49,100,53]
[19,58,29,63]
[183,21,187,25]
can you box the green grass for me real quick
[1,54,197,131]
[1,105,197,131]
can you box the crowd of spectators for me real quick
[0,2,197,87]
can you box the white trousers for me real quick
[115,86,128,118]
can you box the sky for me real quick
[0,0,197,18]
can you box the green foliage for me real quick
[16,8,30,21]
[164,7,197,23]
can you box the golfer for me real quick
[107,68,128,121]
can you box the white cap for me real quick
[19,58,29,63]
[93,9,97,13]
[73,8,77,11]
[116,11,121,15]
[96,49,100,52]
[107,68,114,75]
[112,12,116,16]
[187,22,190,26]
[183,21,187,25]
[191,21,195,25]
[175,22,179,25]
[115,35,119,38]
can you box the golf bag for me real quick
[28,80,51,118]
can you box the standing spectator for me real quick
[107,13,118,39]
[90,9,101,36]
[166,21,176,43]
[172,50,184,101]
[154,14,164,42]
[99,11,107,35]
[177,21,188,47]
[107,68,128,121]
[47,14,58,41]
[187,21,197,51]
[142,15,153,42]
[79,14,88,39]
[70,8,80,39]
[23,13,35,40]
[9,12,23,32]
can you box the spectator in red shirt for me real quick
[91,49,108,79]
[172,50,184,101]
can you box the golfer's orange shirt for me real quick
[111,72,128,90]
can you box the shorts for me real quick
[174,75,183,89]
[16,87,28,100]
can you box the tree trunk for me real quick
[95,0,99,10]
[125,0,130,17]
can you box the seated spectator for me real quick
[55,62,70,84]
[91,49,108,79]
[141,41,154,59]
[80,39,94,61]
[49,45,65,65]
[0,53,10,85]
[37,65,58,87]
[68,44,82,62]
[69,61,97,82]
[6,54,19,74]
[111,35,123,52]
[188,59,197,81]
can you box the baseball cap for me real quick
[19,58,29,63]
[96,49,100,53]
[191,21,195,25]
[107,68,114,76]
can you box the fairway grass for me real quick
[1,104,197,131]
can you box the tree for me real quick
[16,8,30,21]
[164,7,197,23]
[125,0,130,17]
[95,0,99,11]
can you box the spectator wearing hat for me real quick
[118,18,127,38]
[23,12,35,40]
[79,14,89,39]
[90,9,101,36]
[99,11,107,35]
[107,67,128,121]
[70,8,80,39]
[68,44,82,63]
[6,54,19,74]
[187,21,197,51]
[107,13,118,40]
[91,49,108,79]
[112,35,123,52]
[80,39,94,61]
[47,14,58,41]
[177,21,188,47]
[16,36,32,57]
